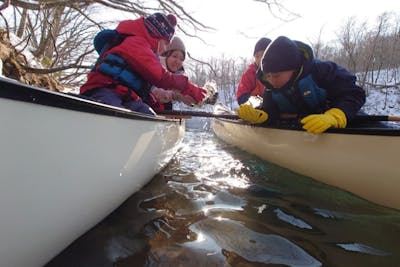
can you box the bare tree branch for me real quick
[187,51,217,77]
[0,0,301,90]
[0,0,10,11]
[19,48,95,74]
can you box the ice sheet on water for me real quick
[274,208,313,229]
[187,217,321,266]
[337,243,390,256]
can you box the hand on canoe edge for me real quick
[301,108,347,134]
[237,104,268,124]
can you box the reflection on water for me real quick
[47,129,400,267]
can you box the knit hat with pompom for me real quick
[144,13,177,42]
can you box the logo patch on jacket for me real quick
[303,90,312,96]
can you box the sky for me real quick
[178,0,399,59]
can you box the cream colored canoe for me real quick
[0,77,185,267]
[212,118,400,210]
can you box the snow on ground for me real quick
[360,68,400,115]
[9,33,42,68]
[363,88,400,115]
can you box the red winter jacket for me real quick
[236,63,265,104]
[80,17,193,101]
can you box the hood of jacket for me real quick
[294,40,314,78]
[116,17,159,52]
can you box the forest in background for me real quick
[0,0,399,110]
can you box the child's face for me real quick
[265,70,295,89]
[166,50,185,72]
[254,50,264,67]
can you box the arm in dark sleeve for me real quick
[313,60,366,120]
[237,93,250,105]
[261,89,280,124]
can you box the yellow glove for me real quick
[237,104,268,124]
[301,108,347,134]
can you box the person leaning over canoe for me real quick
[80,13,207,115]
[237,36,366,134]
[149,36,219,111]
[236,37,271,105]
[149,36,205,110]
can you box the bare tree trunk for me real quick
[16,7,27,38]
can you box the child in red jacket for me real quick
[236,37,271,105]
[80,13,206,115]
[149,36,197,110]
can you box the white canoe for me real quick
[212,118,400,211]
[0,77,185,267]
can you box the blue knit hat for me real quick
[253,37,271,56]
[261,36,302,73]
[144,13,177,42]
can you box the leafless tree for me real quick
[308,26,326,59]
[186,55,249,109]
[336,16,368,73]
[311,12,400,112]
[0,0,285,89]
[312,12,400,90]
[0,0,221,87]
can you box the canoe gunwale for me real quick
[215,117,400,136]
[0,77,178,123]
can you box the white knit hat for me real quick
[162,36,186,58]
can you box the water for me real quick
[47,128,400,267]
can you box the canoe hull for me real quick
[212,119,400,210]
[0,78,185,267]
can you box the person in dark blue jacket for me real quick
[237,36,366,134]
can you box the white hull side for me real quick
[0,99,184,267]
[212,119,399,210]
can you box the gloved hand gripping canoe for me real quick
[301,108,347,134]
[237,104,268,124]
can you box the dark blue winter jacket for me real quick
[256,42,366,124]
